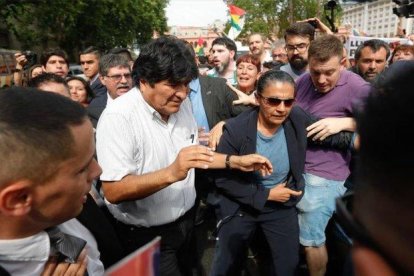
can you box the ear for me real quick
[139,79,150,91]
[99,75,106,87]
[352,245,395,276]
[0,181,33,217]
[230,50,236,61]
[41,65,46,72]
[340,57,347,70]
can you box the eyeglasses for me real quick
[105,73,132,82]
[285,43,309,53]
[256,93,295,107]
[335,192,410,275]
[272,54,287,58]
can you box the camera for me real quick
[22,51,37,70]
[308,20,318,28]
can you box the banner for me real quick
[345,35,410,58]
[227,5,246,40]
[105,237,161,276]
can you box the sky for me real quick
[166,0,229,27]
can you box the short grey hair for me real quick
[99,54,130,76]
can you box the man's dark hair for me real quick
[99,54,131,76]
[355,61,414,274]
[308,35,343,62]
[132,36,198,86]
[284,22,315,41]
[80,46,101,59]
[108,48,134,62]
[0,87,87,185]
[256,69,296,96]
[40,48,69,67]
[28,72,68,90]
[211,37,237,60]
[354,39,391,61]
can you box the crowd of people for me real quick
[0,17,413,276]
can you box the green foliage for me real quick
[2,0,168,58]
[226,0,340,40]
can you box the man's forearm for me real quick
[102,167,175,204]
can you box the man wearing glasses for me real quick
[88,53,133,128]
[280,22,315,80]
[295,35,371,276]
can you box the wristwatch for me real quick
[225,155,232,169]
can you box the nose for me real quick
[276,101,286,112]
[120,75,128,83]
[368,61,376,69]
[318,74,326,84]
[88,159,102,183]
[175,84,189,100]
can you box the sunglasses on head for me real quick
[256,93,295,107]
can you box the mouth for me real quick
[117,86,130,93]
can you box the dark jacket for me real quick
[213,106,352,217]
[87,93,107,128]
[77,194,125,268]
[198,76,248,129]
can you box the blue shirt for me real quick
[189,78,210,131]
[255,127,290,188]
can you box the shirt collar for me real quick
[0,231,50,262]
[189,78,200,94]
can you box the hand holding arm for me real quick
[307,117,356,141]
[209,121,226,151]
[224,154,273,176]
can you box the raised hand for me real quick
[167,145,214,182]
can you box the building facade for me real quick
[341,0,414,37]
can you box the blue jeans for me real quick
[296,173,346,247]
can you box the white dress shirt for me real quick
[96,87,198,227]
[0,219,104,276]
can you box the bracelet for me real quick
[225,155,232,169]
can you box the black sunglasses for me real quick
[256,93,295,107]
[336,192,411,275]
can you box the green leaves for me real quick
[2,0,168,58]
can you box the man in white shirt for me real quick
[96,36,273,275]
[0,87,102,275]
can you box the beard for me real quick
[215,58,230,74]
[289,55,308,71]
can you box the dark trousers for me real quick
[113,207,196,276]
[211,204,299,276]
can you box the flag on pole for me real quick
[227,5,246,40]
[194,37,205,56]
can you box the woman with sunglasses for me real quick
[211,70,354,276]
